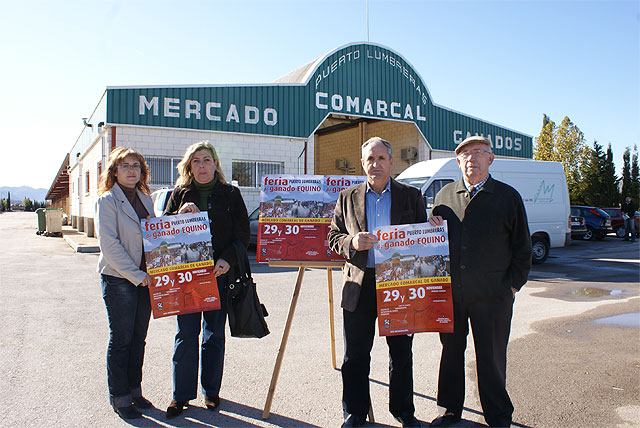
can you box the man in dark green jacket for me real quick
[428,136,532,428]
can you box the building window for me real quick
[85,171,90,195]
[232,160,284,187]
[97,161,102,179]
[146,157,182,187]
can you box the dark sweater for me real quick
[165,181,250,266]
[120,184,149,271]
[432,176,532,303]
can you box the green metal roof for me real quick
[106,42,532,158]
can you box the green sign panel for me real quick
[107,42,532,158]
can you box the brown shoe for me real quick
[204,395,220,410]
[166,400,188,418]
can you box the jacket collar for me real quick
[352,178,404,230]
[352,182,367,232]
[455,174,495,194]
[112,182,154,221]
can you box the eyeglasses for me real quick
[457,150,491,160]
[118,163,141,171]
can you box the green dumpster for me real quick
[36,208,46,235]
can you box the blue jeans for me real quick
[172,276,227,401]
[101,274,151,407]
[624,217,636,240]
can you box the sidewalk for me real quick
[62,225,100,253]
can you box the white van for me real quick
[396,158,571,264]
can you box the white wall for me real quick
[91,126,308,216]
[69,134,104,219]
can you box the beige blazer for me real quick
[95,183,155,286]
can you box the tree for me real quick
[582,141,605,207]
[7,192,10,211]
[0,198,4,212]
[555,116,589,204]
[23,198,33,212]
[631,145,640,203]
[602,144,619,206]
[621,147,632,203]
[582,141,619,207]
[534,115,589,204]
[533,114,558,161]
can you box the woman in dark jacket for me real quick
[164,140,250,418]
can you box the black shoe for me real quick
[204,395,220,410]
[342,413,367,427]
[166,400,188,418]
[430,412,461,427]
[113,405,142,419]
[132,395,153,409]
[395,412,421,427]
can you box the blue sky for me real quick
[1,0,637,189]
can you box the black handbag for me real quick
[226,240,269,338]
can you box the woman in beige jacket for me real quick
[95,147,155,420]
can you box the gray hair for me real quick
[361,137,392,159]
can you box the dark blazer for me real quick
[165,181,250,267]
[328,178,427,312]
[432,176,532,303]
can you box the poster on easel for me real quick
[373,221,454,336]
[141,212,221,318]
[256,174,366,262]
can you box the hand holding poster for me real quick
[141,212,221,318]
[373,221,453,336]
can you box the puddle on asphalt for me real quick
[594,312,640,328]
[573,287,622,297]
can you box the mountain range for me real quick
[0,186,48,202]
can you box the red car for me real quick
[601,207,640,238]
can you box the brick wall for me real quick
[314,120,431,177]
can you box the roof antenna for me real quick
[366,0,370,42]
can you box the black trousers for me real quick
[436,292,515,427]
[342,270,415,417]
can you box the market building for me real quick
[48,42,532,236]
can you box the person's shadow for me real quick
[120,398,323,427]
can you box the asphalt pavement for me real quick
[0,211,638,428]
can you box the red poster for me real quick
[374,222,454,336]
[256,174,365,263]
[257,218,333,262]
[142,213,221,319]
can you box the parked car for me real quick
[570,206,612,240]
[570,215,587,240]
[151,187,173,217]
[600,207,640,238]
[249,207,260,246]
